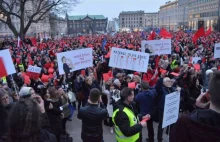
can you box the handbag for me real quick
[67,91,76,103]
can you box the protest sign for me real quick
[109,47,149,73]
[162,91,180,128]
[27,65,42,79]
[214,43,220,59]
[57,48,93,75]
[192,57,201,64]
[0,49,16,76]
[141,39,171,55]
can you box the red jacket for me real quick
[142,70,158,87]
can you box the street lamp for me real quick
[218,0,220,31]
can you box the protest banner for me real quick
[214,43,220,59]
[56,48,93,75]
[109,47,149,73]
[0,49,16,77]
[26,65,42,79]
[192,57,201,64]
[162,91,180,128]
[141,39,171,55]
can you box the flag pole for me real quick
[10,75,18,94]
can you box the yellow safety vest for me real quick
[2,76,6,83]
[112,107,140,142]
[171,59,178,70]
[18,64,24,71]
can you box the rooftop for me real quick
[160,0,178,9]
[120,11,145,14]
[67,15,106,20]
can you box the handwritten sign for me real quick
[214,43,220,59]
[141,39,171,55]
[109,47,149,72]
[27,65,41,74]
[162,91,180,128]
[56,48,93,75]
[27,65,42,79]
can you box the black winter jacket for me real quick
[77,103,108,142]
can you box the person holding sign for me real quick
[157,77,180,142]
[170,71,220,142]
[61,56,74,75]
[112,87,149,142]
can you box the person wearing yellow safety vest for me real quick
[112,87,150,142]
[170,54,180,70]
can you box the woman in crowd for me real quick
[82,76,98,107]
[7,96,56,142]
[0,88,14,141]
[45,86,62,142]
[74,71,84,110]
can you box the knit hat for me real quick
[19,87,32,98]
[113,79,120,86]
[206,69,213,76]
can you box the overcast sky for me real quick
[70,0,169,20]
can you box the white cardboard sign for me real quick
[56,48,93,75]
[109,47,149,73]
[214,43,220,59]
[162,91,180,128]
[141,39,171,55]
[0,49,16,75]
[27,65,42,74]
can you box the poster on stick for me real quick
[109,47,149,72]
[26,65,42,79]
[57,48,93,75]
[192,57,201,64]
[0,49,16,76]
[162,91,180,128]
[214,43,220,59]
[141,39,171,55]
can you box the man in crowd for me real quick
[135,82,157,142]
[78,88,108,142]
[170,70,220,142]
[112,87,149,142]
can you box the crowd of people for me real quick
[0,29,220,142]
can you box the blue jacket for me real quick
[135,89,157,115]
[158,86,176,111]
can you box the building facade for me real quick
[143,12,159,29]
[119,11,145,31]
[67,15,108,35]
[188,0,220,30]
[107,18,119,32]
[159,0,178,31]
[177,0,189,29]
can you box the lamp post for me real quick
[218,0,220,31]
[169,16,170,31]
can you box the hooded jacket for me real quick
[170,109,220,142]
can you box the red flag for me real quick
[148,30,156,40]
[0,57,7,78]
[30,38,37,46]
[159,28,172,38]
[205,27,212,37]
[192,27,205,44]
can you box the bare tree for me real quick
[0,0,79,40]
